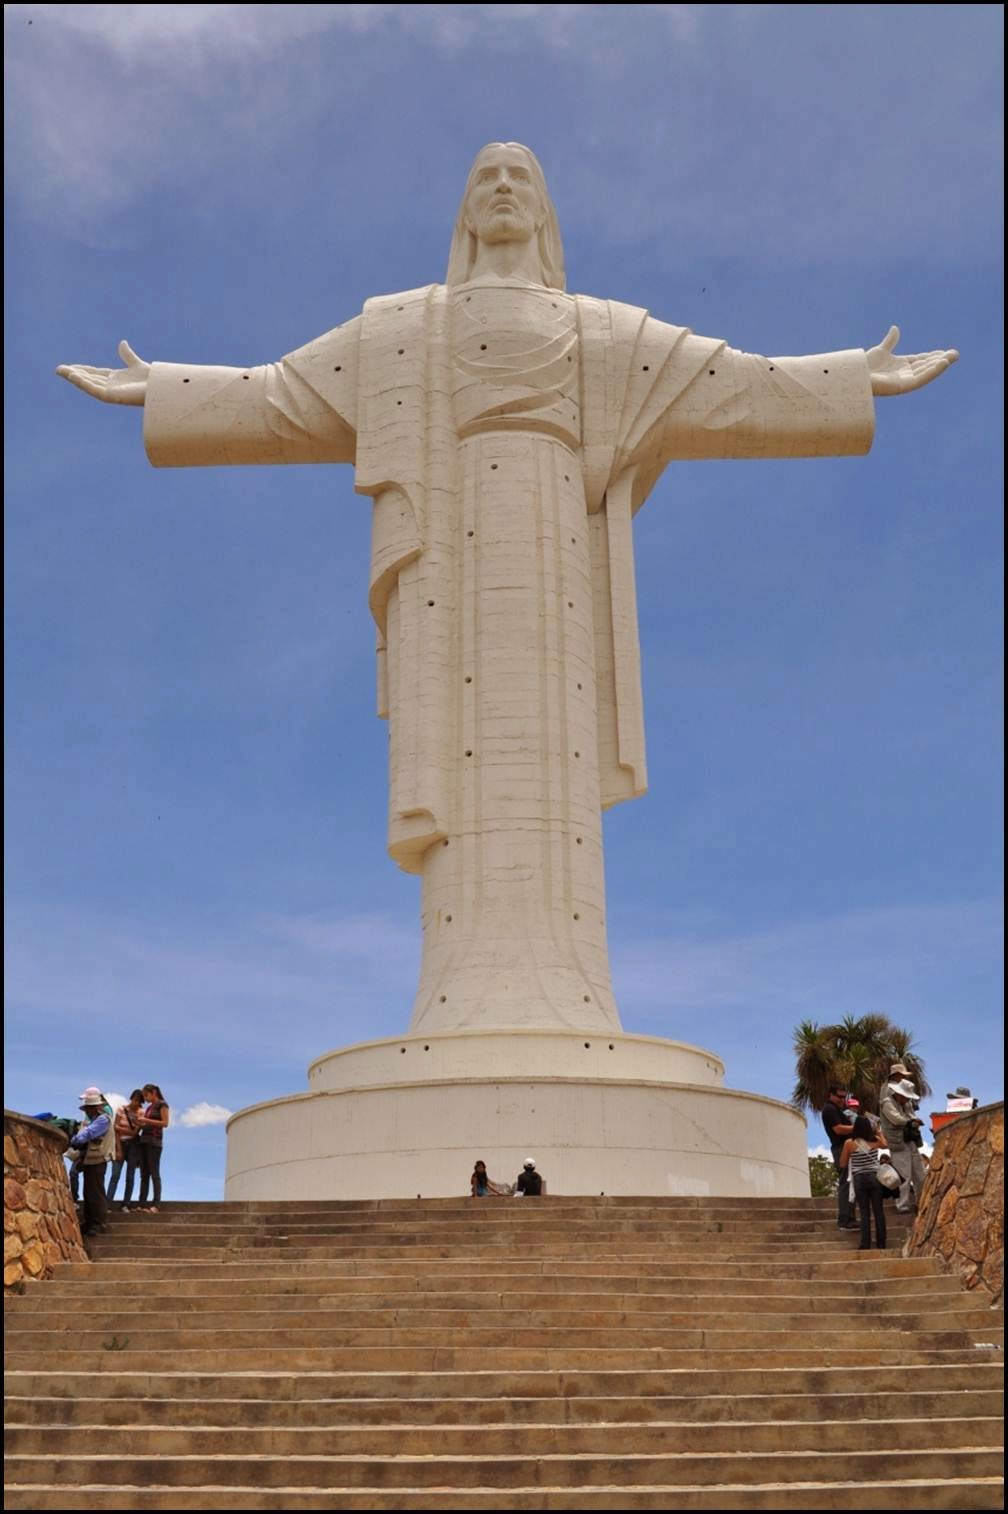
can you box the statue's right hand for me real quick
[56,339,151,406]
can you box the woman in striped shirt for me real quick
[839,1115,889,1251]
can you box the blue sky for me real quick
[4,4,1002,1197]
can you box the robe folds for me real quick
[143,285,874,1032]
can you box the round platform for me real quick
[225,1030,810,1200]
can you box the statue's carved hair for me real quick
[446,143,565,291]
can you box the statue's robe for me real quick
[143,285,873,1032]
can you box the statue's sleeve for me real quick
[143,317,360,468]
[615,318,875,493]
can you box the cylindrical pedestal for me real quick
[225,1031,810,1200]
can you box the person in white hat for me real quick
[878,1060,912,1110]
[515,1158,547,1197]
[879,1078,927,1212]
[68,1087,117,1235]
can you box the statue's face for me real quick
[464,146,543,247]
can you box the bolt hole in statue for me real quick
[59,143,957,1201]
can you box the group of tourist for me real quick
[470,1157,546,1197]
[822,1062,927,1251]
[65,1083,169,1236]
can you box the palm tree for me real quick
[791,1014,930,1114]
[884,1024,931,1101]
[833,1014,891,1110]
[791,1020,836,1113]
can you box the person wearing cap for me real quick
[821,1087,858,1229]
[515,1158,547,1197]
[879,1077,927,1213]
[69,1087,117,1236]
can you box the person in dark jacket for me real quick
[515,1158,547,1196]
[821,1086,857,1229]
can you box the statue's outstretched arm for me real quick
[57,320,359,469]
[57,340,150,406]
[866,325,958,396]
[616,314,959,487]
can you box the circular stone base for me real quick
[225,1031,810,1200]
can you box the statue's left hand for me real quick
[867,325,959,396]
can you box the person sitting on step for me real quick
[470,1160,511,1197]
[514,1158,546,1196]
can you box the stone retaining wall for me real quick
[4,1111,87,1290]
[905,1101,1003,1306]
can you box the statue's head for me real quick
[447,142,565,290]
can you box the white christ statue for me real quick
[59,142,957,1041]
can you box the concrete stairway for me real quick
[4,1196,1003,1509]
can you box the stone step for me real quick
[96,1214,913,1232]
[83,1231,903,1247]
[54,1255,944,1282]
[97,1227,871,1245]
[10,1287,984,1318]
[7,1347,997,1375]
[101,1213,868,1230]
[77,1244,917,1264]
[7,1362,1002,1402]
[11,1319,1000,1355]
[7,1387,1002,1429]
[7,1305,992,1336]
[103,1224,869,1241]
[6,1415,1003,1459]
[89,1216,910,1236]
[23,1270,963,1300]
[103,1198,843,1213]
[113,1199,906,1211]
[5,1447,1003,1490]
[5,1479,1003,1510]
[7,1195,997,1511]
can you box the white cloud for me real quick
[178,1101,234,1128]
[10,5,698,59]
[6,4,996,263]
